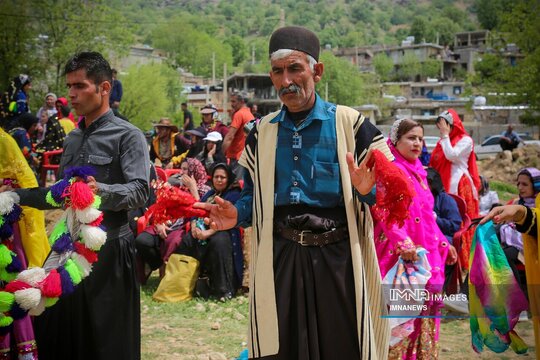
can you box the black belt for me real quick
[276,227,349,247]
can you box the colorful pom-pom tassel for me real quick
[69,182,95,210]
[0,315,13,328]
[92,195,102,209]
[28,297,46,316]
[0,192,17,215]
[88,212,104,227]
[73,242,98,263]
[44,297,59,308]
[5,256,22,274]
[64,166,96,181]
[45,191,62,208]
[17,268,47,287]
[58,268,75,295]
[51,232,73,253]
[3,205,22,223]
[4,280,31,293]
[39,270,62,298]
[80,225,106,251]
[70,253,92,278]
[0,245,13,268]
[50,178,70,204]
[75,207,101,224]
[0,223,13,241]
[14,288,41,311]
[48,218,68,246]
[64,260,82,285]
[0,292,15,312]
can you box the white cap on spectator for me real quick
[203,131,222,142]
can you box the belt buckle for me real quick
[299,230,312,246]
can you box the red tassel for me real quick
[146,186,209,224]
[88,212,104,227]
[369,149,415,228]
[4,280,32,293]
[39,269,63,297]
[69,181,95,210]
[73,242,98,264]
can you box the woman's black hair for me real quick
[426,167,444,196]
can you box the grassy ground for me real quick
[141,275,249,360]
[141,273,536,359]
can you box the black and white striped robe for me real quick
[239,105,392,359]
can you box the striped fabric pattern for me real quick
[238,105,392,358]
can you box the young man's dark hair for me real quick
[181,102,187,107]
[64,51,113,86]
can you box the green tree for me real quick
[399,52,421,81]
[225,35,247,67]
[151,20,233,78]
[0,1,44,90]
[316,51,366,106]
[410,17,428,43]
[474,0,515,30]
[120,63,183,130]
[373,53,394,82]
[33,0,133,93]
[421,59,441,79]
[499,0,540,124]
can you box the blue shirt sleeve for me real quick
[235,168,253,227]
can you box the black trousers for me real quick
[176,230,235,299]
[256,235,360,360]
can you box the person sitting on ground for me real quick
[175,163,243,300]
[135,158,209,282]
[478,175,501,216]
[196,131,226,173]
[149,118,190,168]
[500,124,524,152]
[499,167,540,300]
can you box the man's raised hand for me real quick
[193,196,238,231]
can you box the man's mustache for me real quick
[279,84,301,96]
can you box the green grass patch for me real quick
[490,180,518,203]
[141,275,248,359]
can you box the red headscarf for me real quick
[56,97,76,124]
[429,109,481,193]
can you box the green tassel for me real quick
[0,245,12,268]
[0,216,4,227]
[92,195,101,209]
[64,259,82,285]
[0,315,13,327]
[45,191,62,208]
[49,220,68,246]
[45,297,59,307]
[0,292,15,312]
[0,269,16,282]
